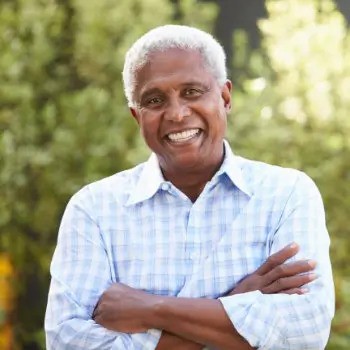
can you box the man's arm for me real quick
[45,187,162,349]
[94,243,315,350]
[218,172,334,349]
[93,282,246,350]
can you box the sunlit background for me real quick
[1,0,349,348]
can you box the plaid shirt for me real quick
[45,141,334,349]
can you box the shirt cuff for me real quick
[219,291,285,349]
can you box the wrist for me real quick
[147,294,169,330]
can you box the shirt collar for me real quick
[126,140,252,206]
[125,153,165,206]
[216,140,252,197]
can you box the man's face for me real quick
[130,48,232,174]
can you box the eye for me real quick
[183,88,203,98]
[145,96,164,107]
[184,88,201,96]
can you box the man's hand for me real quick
[93,282,155,333]
[93,284,204,349]
[229,242,317,295]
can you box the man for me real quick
[45,25,334,349]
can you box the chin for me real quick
[173,155,201,170]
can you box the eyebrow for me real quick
[181,81,210,89]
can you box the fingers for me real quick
[255,242,299,275]
[263,259,316,285]
[232,242,318,296]
[262,273,318,294]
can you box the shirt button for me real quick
[161,183,170,191]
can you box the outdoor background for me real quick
[0,0,349,349]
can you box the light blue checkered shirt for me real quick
[45,141,334,349]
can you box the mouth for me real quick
[166,128,201,143]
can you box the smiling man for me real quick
[45,25,334,349]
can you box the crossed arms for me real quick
[93,244,317,350]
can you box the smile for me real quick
[167,129,201,143]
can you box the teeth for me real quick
[167,129,200,142]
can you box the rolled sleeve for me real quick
[220,290,332,349]
[219,172,334,349]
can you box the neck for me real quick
[161,154,225,203]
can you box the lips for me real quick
[166,128,201,143]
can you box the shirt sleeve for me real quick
[219,171,335,350]
[44,186,162,350]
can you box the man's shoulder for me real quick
[71,161,146,205]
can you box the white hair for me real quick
[122,24,227,107]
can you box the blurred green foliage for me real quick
[0,0,349,348]
[229,0,350,348]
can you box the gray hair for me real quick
[122,24,227,108]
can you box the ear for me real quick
[130,107,140,125]
[221,80,232,112]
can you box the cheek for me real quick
[207,105,227,131]
[210,112,227,138]
[139,116,160,141]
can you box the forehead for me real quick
[134,48,215,96]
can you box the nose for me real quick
[164,97,190,122]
